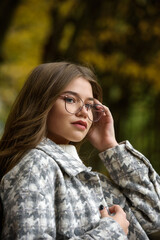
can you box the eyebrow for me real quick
[61,91,95,101]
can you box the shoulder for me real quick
[18,147,59,176]
[1,143,61,193]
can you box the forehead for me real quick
[62,77,93,99]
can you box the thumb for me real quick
[109,205,117,213]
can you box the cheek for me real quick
[47,106,69,131]
[88,111,93,121]
[47,115,54,132]
[47,108,58,130]
[87,121,93,132]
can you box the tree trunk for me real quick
[0,0,21,62]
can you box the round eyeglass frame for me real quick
[60,94,105,122]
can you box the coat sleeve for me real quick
[1,152,127,240]
[99,141,160,234]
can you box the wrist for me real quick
[99,140,118,152]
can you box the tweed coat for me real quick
[0,138,160,239]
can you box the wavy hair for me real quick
[0,62,102,180]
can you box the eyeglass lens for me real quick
[62,94,104,122]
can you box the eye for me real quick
[64,95,76,104]
[85,103,94,110]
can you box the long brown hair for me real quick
[0,62,102,180]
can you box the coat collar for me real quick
[36,138,92,177]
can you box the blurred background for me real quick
[0,0,160,175]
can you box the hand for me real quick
[87,101,118,151]
[100,205,129,235]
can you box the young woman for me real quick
[0,62,160,239]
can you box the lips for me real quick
[72,120,87,129]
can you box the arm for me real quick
[99,141,160,233]
[87,103,160,233]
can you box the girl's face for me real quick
[47,77,94,144]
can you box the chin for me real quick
[69,136,86,143]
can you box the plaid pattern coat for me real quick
[0,138,160,239]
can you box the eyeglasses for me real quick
[59,92,105,122]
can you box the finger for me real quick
[93,99,112,119]
[93,99,110,113]
[126,220,130,227]
[99,205,109,218]
[102,106,112,117]
[108,205,117,213]
[94,99,103,105]
[93,99,106,113]
[125,220,130,235]
[109,205,125,214]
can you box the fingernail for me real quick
[99,204,104,211]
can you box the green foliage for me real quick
[0,0,160,173]
[0,0,52,134]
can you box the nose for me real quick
[75,105,88,118]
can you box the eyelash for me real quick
[85,103,93,110]
[64,96,94,109]
[64,96,76,103]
